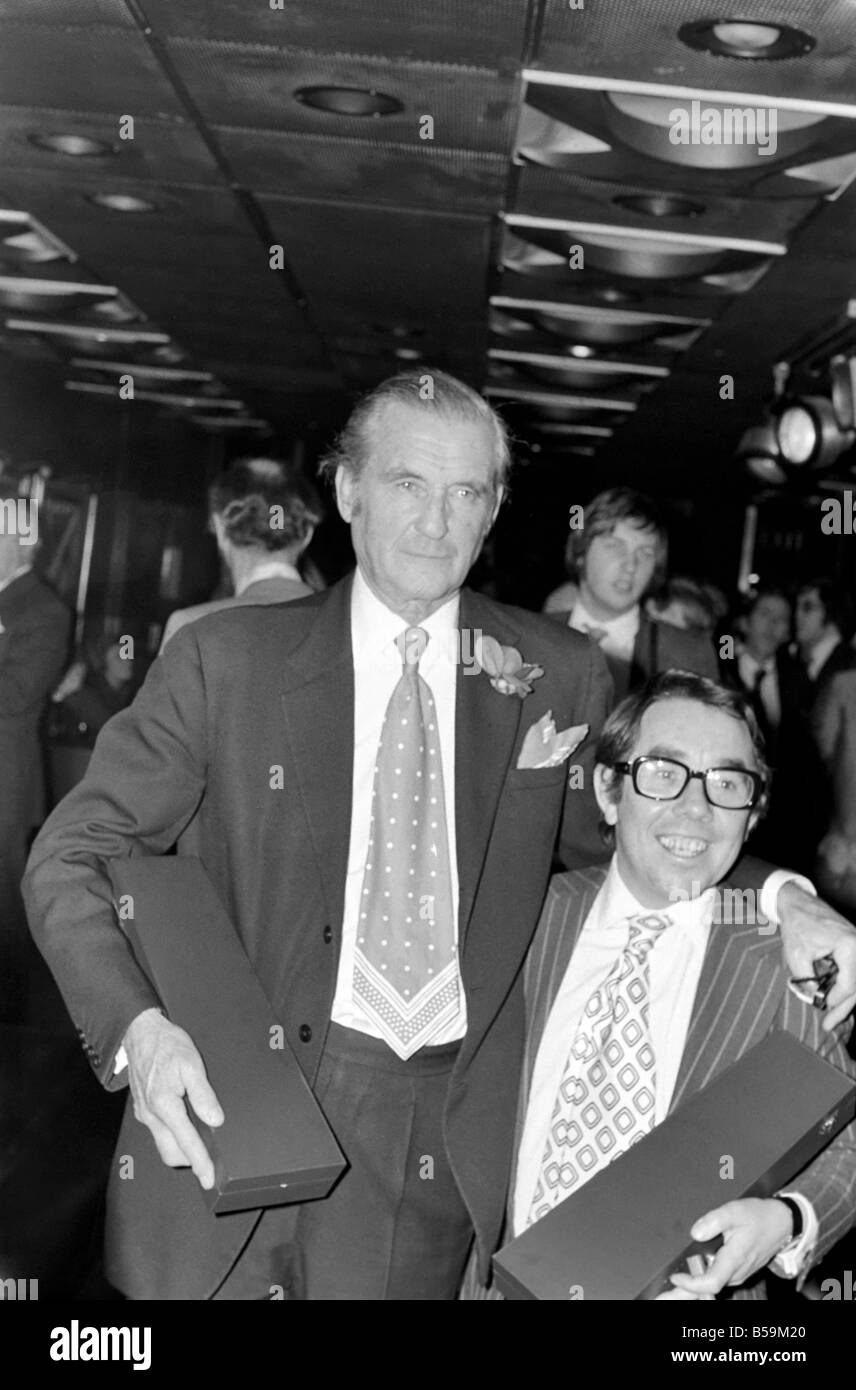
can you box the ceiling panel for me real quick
[0,1,134,25]
[216,128,507,213]
[0,107,222,187]
[165,40,519,152]
[261,198,491,329]
[144,0,532,68]
[0,23,185,118]
[537,1,856,106]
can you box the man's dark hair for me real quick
[565,487,668,591]
[797,577,851,637]
[317,368,512,495]
[744,584,791,616]
[595,669,770,845]
[208,456,323,552]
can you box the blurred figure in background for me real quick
[549,488,718,700]
[645,575,718,633]
[721,586,810,870]
[50,635,136,749]
[814,667,856,916]
[795,579,856,691]
[160,455,323,649]
[0,500,70,1021]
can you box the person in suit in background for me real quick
[813,666,856,916]
[795,578,856,694]
[21,372,856,1302]
[159,455,322,650]
[549,488,719,702]
[720,586,812,870]
[0,502,70,1021]
[465,672,856,1300]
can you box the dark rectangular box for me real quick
[110,856,346,1215]
[493,1031,856,1300]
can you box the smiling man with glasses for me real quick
[467,669,856,1301]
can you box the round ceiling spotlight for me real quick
[604,92,823,170]
[613,193,705,219]
[295,86,403,117]
[393,346,422,361]
[87,297,140,324]
[678,18,816,60]
[86,192,159,213]
[776,396,851,469]
[29,133,116,157]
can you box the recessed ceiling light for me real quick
[87,297,140,323]
[614,193,705,219]
[86,193,159,213]
[0,229,65,264]
[295,86,403,117]
[394,347,422,361]
[593,286,640,306]
[567,344,596,358]
[29,133,116,157]
[678,18,816,61]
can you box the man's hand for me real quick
[664,1199,793,1299]
[123,1007,224,1190]
[777,884,856,1030]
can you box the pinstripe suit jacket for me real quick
[463,863,856,1300]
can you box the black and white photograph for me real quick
[2,0,856,1367]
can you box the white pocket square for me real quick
[516,712,589,769]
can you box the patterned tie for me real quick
[352,626,461,1060]
[527,911,671,1226]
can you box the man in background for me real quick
[160,455,321,649]
[722,586,809,869]
[550,488,719,701]
[0,496,70,1021]
[796,578,855,693]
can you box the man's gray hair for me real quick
[317,368,512,494]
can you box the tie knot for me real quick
[627,911,671,954]
[396,626,429,671]
[582,624,609,645]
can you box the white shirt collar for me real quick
[597,857,716,935]
[350,567,460,672]
[235,559,302,596]
[0,562,32,596]
[570,596,640,644]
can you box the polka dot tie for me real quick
[352,626,461,1060]
[527,912,672,1226]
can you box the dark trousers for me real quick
[213,1023,473,1300]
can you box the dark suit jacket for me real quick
[23,574,616,1299]
[0,569,70,851]
[551,608,718,700]
[160,573,313,649]
[463,863,856,1299]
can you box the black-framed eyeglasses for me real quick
[613,756,764,810]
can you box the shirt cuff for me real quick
[114,1045,128,1076]
[770,1192,819,1280]
[759,871,817,926]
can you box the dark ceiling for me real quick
[1,0,856,494]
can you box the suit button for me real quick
[322,925,332,945]
[298,1024,312,1044]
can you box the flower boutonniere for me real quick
[474,633,544,699]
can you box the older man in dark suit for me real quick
[0,505,70,1021]
[465,672,856,1300]
[21,375,856,1301]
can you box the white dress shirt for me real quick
[737,650,781,729]
[330,568,466,1041]
[512,860,817,1276]
[569,598,640,670]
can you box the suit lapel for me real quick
[455,589,526,938]
[670,904,785,1111]
[279,577,355,932]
